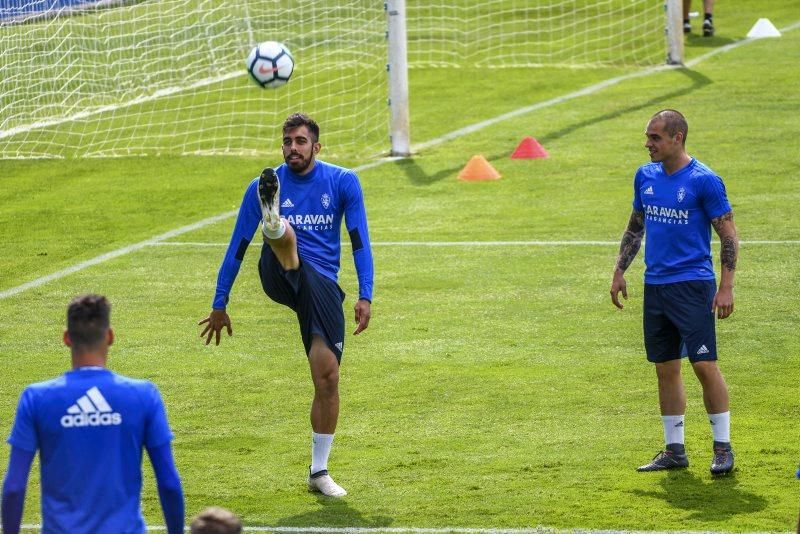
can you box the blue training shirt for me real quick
[213,160,374,309]
[632,158,732,284]
[7,368,174,534]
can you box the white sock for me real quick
[262,220,286,240]
[708,411,730,443]
[662,415,685,446]
[310,432,334,475]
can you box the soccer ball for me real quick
[246,41,294,89]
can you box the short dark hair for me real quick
[283,112,320,142]
[67,294,111,348]
[652,109,688,145]
[190,507,242,534]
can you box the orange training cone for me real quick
[458,155,501,181]
[511,136,549,159]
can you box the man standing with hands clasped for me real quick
[610,109,738,475]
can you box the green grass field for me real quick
[1,1,800,532]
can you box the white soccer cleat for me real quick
[307,471,347,497]
[258,167,281,233]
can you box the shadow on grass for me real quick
[392,156,460,186]
[685,34,738,48]
[631,469,767,520]
[274,496,394,528]
[536,68,713,148]
[393,69,713,186]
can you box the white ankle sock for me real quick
[708,411,730,443]
[310,432,334,474]
[262,220,286,240]
[662,415,685,446]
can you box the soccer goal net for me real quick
[0,0,671,159]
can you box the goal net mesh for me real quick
[0,0,665,159]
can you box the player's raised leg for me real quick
[306,335,346,496]
[258,167,299,271]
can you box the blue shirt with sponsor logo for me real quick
[213,159,374,309]
[632,158,731,284]
[6,368,174,534]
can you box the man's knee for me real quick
[691,360,723,383]
[655,360,682,382]
[310,340,339,395]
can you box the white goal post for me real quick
[0,0,682,159]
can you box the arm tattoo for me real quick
[712,211,737,273]
[720,236,737,272]
[615,211,645,272]
[710,211,734,232]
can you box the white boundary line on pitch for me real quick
[0,71,242,141]
[2,24,798,301]
[16,526,749,534]
[149,240,800,247]
[0,210,236,300]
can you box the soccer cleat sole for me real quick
[258,167,281,228]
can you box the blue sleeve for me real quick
[632,169,643,212]
[698,173,732,220]
[146,443,184,534]
[212,178,263,309]
[2,447,35,534]
[7,389,38,453]
[341,171,374,302]
[144,384,174,449]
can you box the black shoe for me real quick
[258,167,281,231]
[703,19,714,37]
[637,450,689,472]
[710,446,734,475]
[683,21,692,34]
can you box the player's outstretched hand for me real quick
[610,270,628,309]
[198,309,233,345]
[353,299,371,335]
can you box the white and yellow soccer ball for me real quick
[246,41,294,89]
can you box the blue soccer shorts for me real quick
[258,246,346,363]
[643,280,718,363]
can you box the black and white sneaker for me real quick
[683,21,692,34]
[637,450,689,472]
[703,18,714,37]
[258,167,281,234]
[710,445,734,475]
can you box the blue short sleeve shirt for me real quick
[632,158,731,284]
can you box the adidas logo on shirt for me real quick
[60,386,122,428]
[281,198,294,208]
[335,342,343,351]
[696,345,710,355]
[643,186,654,195]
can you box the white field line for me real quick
[16,526,758,534]
[2,24,798,301]
[0,210,236,300]
[412,20,800,154]
[2,21,798,144]
[150,240,800,247]
[0,71,242,141]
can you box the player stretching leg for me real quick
[199,113,374,496]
